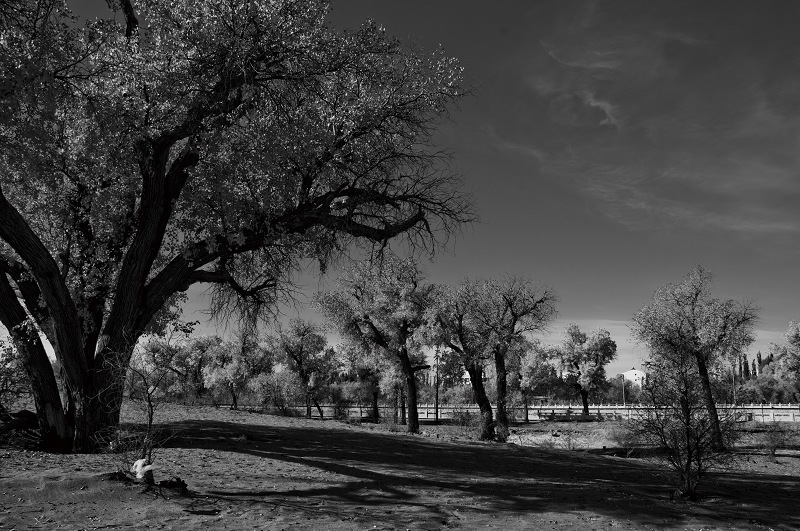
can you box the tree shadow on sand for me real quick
[159,419,799,530]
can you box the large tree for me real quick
[0,0,471,451]
[474,277,557,442]
[631,266,757,451]
[556,324,617,415]
[430,277,557,442]
[427,281,495,440]
[316,255,432,433]
[333,341,388,421]
[202,331,272,410]
[519,340,566,404]
[270,319,332,418]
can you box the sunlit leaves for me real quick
[1,0,470,343]
[631,266,758,365]
[556,323,617,392]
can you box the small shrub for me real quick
[387,421,403,433]
[559,430,581,451]
[761,423,790,462]
[608,422,639,458]
[248,371,304,415]
[101,423,169,485]
[333,400,353,420]
[633,357,739,500]
[450,409,480,437]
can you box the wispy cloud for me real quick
[544,46,625,70]
[655,31,705,46]
[485,126,548,162]
[580,91,618,126]
[578,171,800,234]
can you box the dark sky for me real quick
[69,1,800,373]
[320,0,800,373]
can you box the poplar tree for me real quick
[0,0,471,451]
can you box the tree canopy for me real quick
[428,276,557,441]
[269,319,332,418]
[316,255,432,433]
[0,0,472,451]
[556,324,617,415]
[631,266,758,450]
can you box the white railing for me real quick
[268,403,800,423]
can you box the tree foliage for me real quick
[0,0,471,450]
[519,341,564,401]
[202,331,272,410]
[631,266,757,451]
[316,255,432,433]
[426,280,495,439]
[330,340,389,420]
[738,321,800,403]
[428,276,557,441]
[269,319,333,418]
[555,324,617,415]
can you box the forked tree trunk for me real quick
[466,363,494,441]
[397,350,419,433]
[71,364,127,452]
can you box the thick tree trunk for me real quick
[466,363,494,441]
[300,372,312,418]
[31,368,73,452]
[523,395,529,423]
[694,353,724,451]
[0,275,73,452]
[397,350,419,433]
[15,341,72,451]
[230,388,238,410]
[72,364,127,452]
[434,372,440,423]
[392,386,399,424]
[371,390,380,421]
[494,350,510,442]
[580,388,590,416]
[400,387,407,425]
[404,374,418,433]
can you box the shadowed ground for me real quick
[1,406,798,530]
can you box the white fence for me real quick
[277,403,800,423]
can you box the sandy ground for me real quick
[1,404,799,530]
